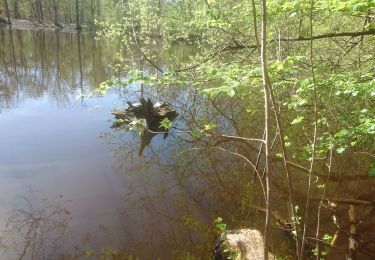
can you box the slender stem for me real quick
[261,17,302,260]
[268,73,301,259]
[300,1,318,258]
[251,0,260,52]
[131,23,164,73]
[315,149,333,259]
[260,0,271,258]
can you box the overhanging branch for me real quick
[281,29,375,41]
[229,29,375,50]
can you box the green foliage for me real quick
[290,116,304,125]
[213,217,227,233]
[160,118,173,129]
[191,123,217,139]
[269,0,375,16]
[97,0,374,164]
[129,118,146,132]
[322,233,333,243]
[93,0,374,258]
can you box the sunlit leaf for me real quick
[160,118,173,129]
[290,116,304,125]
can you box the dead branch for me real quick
[346,205,357,260]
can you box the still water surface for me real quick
[0,28,374,259]
[0,28,196,259]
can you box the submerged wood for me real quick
[111,97,177,128]
[111,98,177,156]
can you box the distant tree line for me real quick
[1,0,104,29]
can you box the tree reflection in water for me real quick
[0,27,114,111]
[97,79,375,258]
[0,27,374,259]
[0,196,70,260]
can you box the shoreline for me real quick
[0,18,96,33]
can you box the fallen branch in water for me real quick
[311,198,374,206]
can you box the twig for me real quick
[312,198,375,206]
[175,44,230,72]
[214,134,265,143]
[131,23,164,73]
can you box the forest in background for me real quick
[0,0,119,29]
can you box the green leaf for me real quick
[216,223,227,232]
[336,147,346,154]
[290,116,304,125]
[322,234,333,242]
[160,118,173,129]
[335,129,349,138]
[214,217,227,232]
[204,123,216,131]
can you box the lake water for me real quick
[0,27,230,259]
[0,28,374,259]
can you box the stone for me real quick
[214,229,274,260]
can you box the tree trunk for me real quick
[96,0,101,18]
[29,1,36,20]
[38,0,44,21]
[90,0,95,29]
[3,0,11,24]
[13,0,20,18]
[75,0,80,30]
[69,1,72,23]
[52,0,62,27]
[34,0,41,22]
